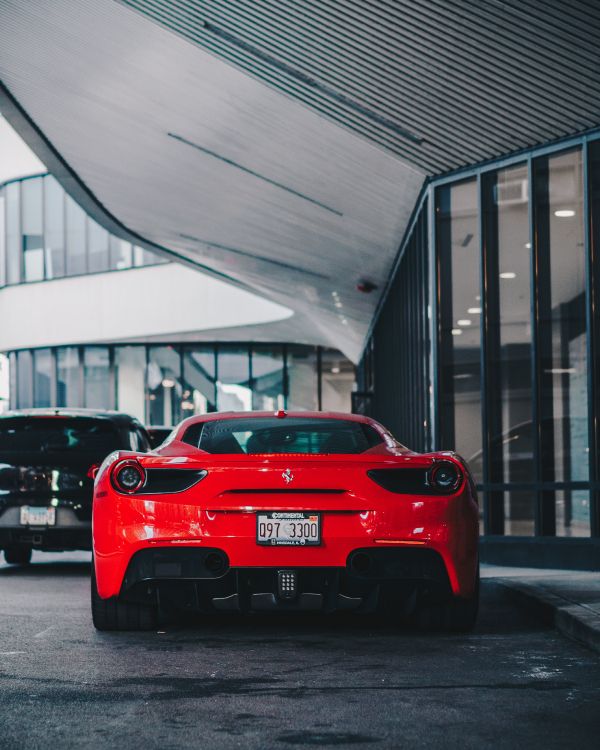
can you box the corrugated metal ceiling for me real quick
[120,0,600,173]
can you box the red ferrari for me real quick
[91,411,479,631]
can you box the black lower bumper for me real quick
[119,547,453,614]
[0,527,91,551]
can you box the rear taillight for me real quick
[368,462,463,495]
[427,461,462,492]
[112,460,146,494]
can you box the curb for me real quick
[495,578,600,655]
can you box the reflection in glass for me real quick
[321,348,354,412]
[22,179,44,281]
[110,237,132,270]
[44,175,65,279]
[487,164,535,535]
[147,346,182,425]
[65,195,87,276]
[88,220,110,273]
[182,348,216,415]
[57,347,81,407]
[287,347,319,411]
[17,350,33,408]
[0,195,5,287]
[33,349,52,407]
[437,180,482,480]
[251,347,284,410]
[6,182,20,284]
[535,149,589,536]
[84,347,111,409]
[115,346,146,421]
[216,346,251,411]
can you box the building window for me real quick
[437,179,482,479]
[44,175,65,279]
[22,178,44,282]
[84,347,112,409]
[182,347,216,415]
[115,346,146,422]
[251,346,284,411]
[6,182,20,284]
[216,346,251,411]
[33,348,53,407]
[88,219,110,274]
[321,348,355,412]
[287,346,319,411]
[534,149,589,536]
[147,346,182,426]
[16,350,33,408]
[65,195,87,276]
[57,347,81,407]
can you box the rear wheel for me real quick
[4,545,33,565]
[416,567,479,632]
[91,563,158,631]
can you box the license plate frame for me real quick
[20,506,56,526]
[256,511,321,546]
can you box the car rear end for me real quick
[93,414,479,626]
[0,411,129,563]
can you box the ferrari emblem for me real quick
[282,468,294,484]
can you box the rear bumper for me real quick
[118,546,455,614]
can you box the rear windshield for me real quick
[0,417,120,456]
[182,417,383,455]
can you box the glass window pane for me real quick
[84,347,111,409]
[321,349,354,412]
[216,346,251,411]
[110,236,132,269]
[535,149,589,536]
[437,180,482,480]
[251,346,284,410]
[147,346,182,426]
[6,182,21,284]
[43,175,65,279]
[57,347,81,407]
[287,346,319,411]
[182,347,216,415]
[88,219,109,273]
[115,346,146,422]
[33,348,52,407]
[0,193,5,287]
[9,353,17,410]
[17,350,33,408]
[65,195,87,276]
[484,164,535,535]
[22,179,44,282]
[0,354,9,414]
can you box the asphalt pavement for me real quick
[0,552,599,749]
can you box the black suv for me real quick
[0,409,151,565]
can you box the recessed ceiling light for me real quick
[500,272,516,279]
[451,328,462,336]
[525,242,531,249]
[467,307,482,314]
[457,319,472,326]
[161,378,176,388]
[554,209,575,218]
[331,366,340,374]
[334,301,343,308]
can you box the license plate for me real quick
[256,512,321,546]
[20,506,56,526]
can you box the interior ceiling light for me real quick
[467,307,482,314]
[451,328,462,336]
[525,242,532,248]
[331,366,341,374]
[500,272,516,279]
[162,378,176,388]
[554,209,575,218]
[457,319,472,326]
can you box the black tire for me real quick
[91,563,158,632]
[4,546,33,565]
[416,566,479,633]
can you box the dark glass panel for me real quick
[115,346,146,422]
[84,347,112,409]
[320,349,354,412]
[216,346,251,411]
[147,346,182,426]
[56,347,81,407]
[21,178,44,282]
[182,347,216,415]
[251,346,284,411]
[16,350,33,408]
[33,348,52,407]
[287,346,319,411]
[43,175,65,279]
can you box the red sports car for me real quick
[91,411,479,631]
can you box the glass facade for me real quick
[359,136,600,540]
[0,173,167,286]
[8,344,354,425]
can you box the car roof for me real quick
[0,408,143,427]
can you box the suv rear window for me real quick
[0,417,120,456]
[182,417,382,455]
